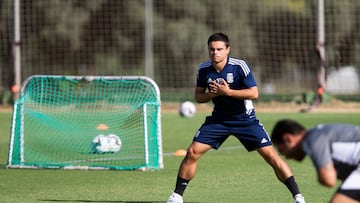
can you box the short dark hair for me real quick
[271,119,305,144]
[208,33,230,47]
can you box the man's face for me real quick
[274,142,293,158]
[208,41,230,64]
[274,133,304,161]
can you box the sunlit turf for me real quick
[0,110,358,202]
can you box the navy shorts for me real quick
[193,111,272,151]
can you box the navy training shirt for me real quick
[196,57,257,116]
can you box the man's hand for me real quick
[208,78,259,100]
[208,80,219,94]
[294,194,306,203]
[209,78,228,95]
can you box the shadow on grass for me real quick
[38,200,203,203]
[39,200,161,203]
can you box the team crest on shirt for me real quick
[226,73,234,83]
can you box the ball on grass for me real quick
[179,101,196,117]
[91,134,122,153]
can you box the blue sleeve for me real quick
[238,61,257,88]
[196,68,208,88]
[242,71,257,88]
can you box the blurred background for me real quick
[1,0,360,104]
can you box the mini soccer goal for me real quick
[8,75,163,170]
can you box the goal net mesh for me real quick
[8,75,163,170]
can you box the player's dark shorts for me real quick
[193,110,272,151]
[337,166,360,201]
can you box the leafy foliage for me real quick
[1,0,360,93]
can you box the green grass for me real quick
[0,110,359,202]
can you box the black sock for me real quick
[174,176,189,196]
[284,176,301,197]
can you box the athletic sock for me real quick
[174,176,190,196]
[283,176,301,197]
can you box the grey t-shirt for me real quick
[302,124,360,180]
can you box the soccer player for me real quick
[271,119,360,203]
[166,33,305,203]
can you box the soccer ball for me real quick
[91,134,122,153]
[179,101,196,117]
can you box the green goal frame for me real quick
[8,75,163,170]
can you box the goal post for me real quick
[8,75,163,170]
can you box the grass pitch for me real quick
[0,109,359,202]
